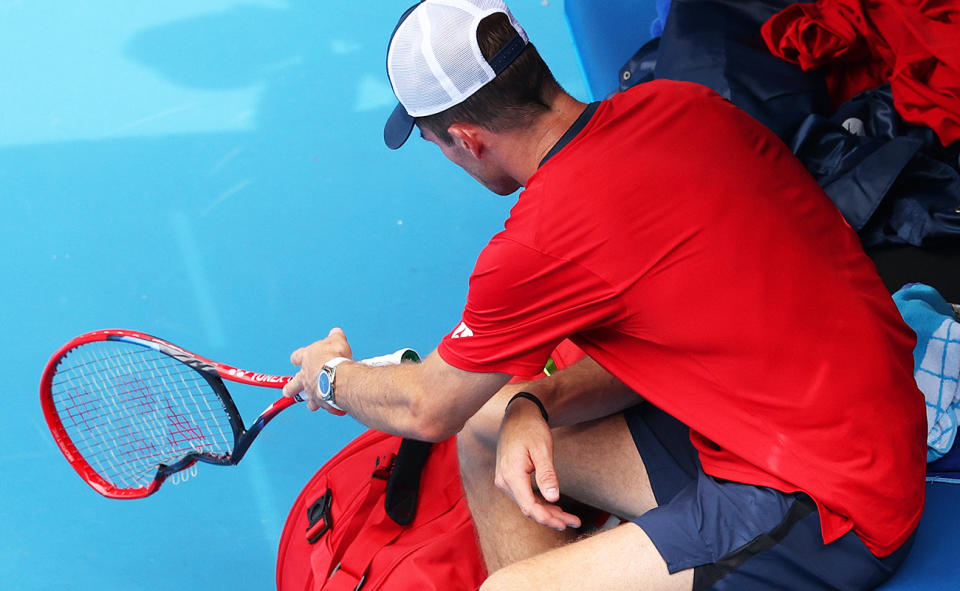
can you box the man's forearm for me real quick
[333,361,440,440]
[332,350,511,441]
[519,356,641,428]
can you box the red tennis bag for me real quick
[276,429,487,591]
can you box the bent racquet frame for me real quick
[40,329,416,499]
[40,329,300,498]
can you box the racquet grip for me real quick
[357,348,421,367]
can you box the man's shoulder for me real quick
[617,78,721,103]
[544,80,725,157]
[475,231,546,269]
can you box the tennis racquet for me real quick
[40,329,418,499]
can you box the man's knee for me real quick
[478,571,507,591]
[478,562,531,591]
[458,388,513,459]
[457,408,498,478]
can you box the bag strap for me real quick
[325,502,407,591]
[327,439,467,591]
[384,439,433,525]
[306,439,436,543]
[306,451,393,584]
[308,438,438,588]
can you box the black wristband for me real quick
[506,392,549,423]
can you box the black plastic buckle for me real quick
[372,453,396,480]
[306,488,333,544]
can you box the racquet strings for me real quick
[49,340,236,490]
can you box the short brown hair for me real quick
[415,12,562,144]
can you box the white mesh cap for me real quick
[384,0,529,149]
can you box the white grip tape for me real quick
[358,347,421,367]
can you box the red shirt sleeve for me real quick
[437,236,620,376]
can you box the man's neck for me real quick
[492,92,589,187]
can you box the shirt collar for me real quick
[538,101,601,168]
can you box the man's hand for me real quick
[282,327,352,415]
[494,397,582,531]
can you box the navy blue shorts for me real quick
[624,404,916,591]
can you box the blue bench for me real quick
[563,2,960,588]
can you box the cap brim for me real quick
[384,102,415,150]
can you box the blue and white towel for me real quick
[892,283,960,462]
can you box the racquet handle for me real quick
[357,347,421,367]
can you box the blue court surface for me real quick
[1,1,956,590]
[1,2,584,589]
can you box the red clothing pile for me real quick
[762,0,960,146]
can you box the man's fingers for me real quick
[531,448,560,503]
[289,347,304,366]
[518,495,580,531]
[282,372,303,398]
[532,503,582,530]
[516,470,582,530]
[498,469,542,519]
[290,326,352,365]
[497,461,577,531]
[327,327,353,358]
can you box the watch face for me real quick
[317,370,332,397]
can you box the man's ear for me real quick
[447,123,485,159]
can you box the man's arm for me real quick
[490,356,641,530]
[282,328,511,441]
[516,355,642,427]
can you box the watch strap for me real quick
[325,356,350,370]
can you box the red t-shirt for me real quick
[437,80,926,556]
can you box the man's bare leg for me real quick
[457,389,576,570]
[458,388,663,574]
[480,521,693,591]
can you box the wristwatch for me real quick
[317,357,350,410]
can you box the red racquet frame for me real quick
[40,329,300,499]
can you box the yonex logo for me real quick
[451,321,474,339]
[228,368,286,383]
